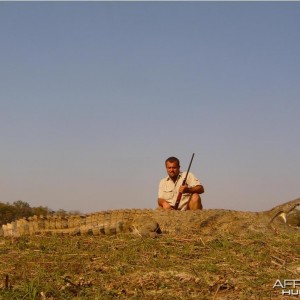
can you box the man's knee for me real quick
[188,194,203,210]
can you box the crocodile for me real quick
[1,197,299,237]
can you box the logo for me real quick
[273,279,300,296]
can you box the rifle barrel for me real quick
[173,153,195,210]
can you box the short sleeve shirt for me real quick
[158,172,201,210]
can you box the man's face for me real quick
[166,161,180,180]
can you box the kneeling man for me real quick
[158,156,204,210]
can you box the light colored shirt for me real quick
[158,172,201,210]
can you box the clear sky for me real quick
[0,2,299,213]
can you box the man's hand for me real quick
[179,184,190,194]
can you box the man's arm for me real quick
[158,198,172,210]
[179,184,204,194]
[158,178,173,210]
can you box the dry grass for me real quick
[0,229,299,299]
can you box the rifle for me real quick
[173,153,195,210]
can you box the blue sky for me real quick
[0,2,299,213]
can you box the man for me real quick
[158,156,204,210]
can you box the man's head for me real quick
[165,157,180,180]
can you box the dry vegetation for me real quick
[0,227,299,300]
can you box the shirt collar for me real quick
[166,172,182,181]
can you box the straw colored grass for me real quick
[0,228,299,299]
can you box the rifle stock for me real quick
[173,153,195,210]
